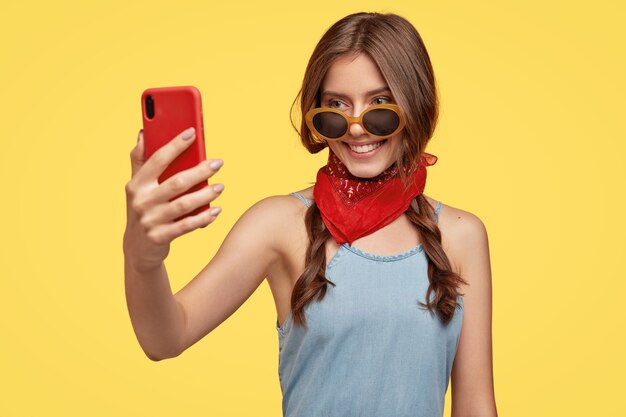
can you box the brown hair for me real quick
[289,12,467,327]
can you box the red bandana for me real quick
[313,150,438,245]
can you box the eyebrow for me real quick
[321,86,392,100]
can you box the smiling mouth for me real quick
[345,139,387,153]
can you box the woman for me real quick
[124,11,497,417]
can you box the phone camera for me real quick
[145,95,155,119]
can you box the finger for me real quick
[141,182,224,228]
[130,129,146,178]
[134,127,196,184]
[146,205,222,245]
[147,159,223,206]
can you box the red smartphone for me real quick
[141,86,209,221]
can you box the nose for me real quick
[348,120,366,137]
[347,105,367,138]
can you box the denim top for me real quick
[276,192,464,417]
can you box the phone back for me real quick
[141,86,208,220]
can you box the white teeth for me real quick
[348,141,384,153]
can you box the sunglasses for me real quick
[305,103,406,143]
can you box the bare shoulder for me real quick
[243,192,306,218]
[437,200,489,244]
[239,191,309,250]
[436,200,490,281]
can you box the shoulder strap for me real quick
[290,192,312,208]
[434,201,442,223]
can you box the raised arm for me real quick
[123,127,288,361]
[171,195,291,357]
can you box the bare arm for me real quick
[124,128,291,361]
[172,196,289,354]
[124,128,224,361]
[125,195,286,361]
[449,212,498,417]
[124,260,186,361]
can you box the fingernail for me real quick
[137,129,143,142]
[213,183,224,193]
[182,127,195,140]
[209,159,223,170]
[210,207,222,216]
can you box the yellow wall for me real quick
[1,1,624,416]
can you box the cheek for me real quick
[327,141,344,155]
[387,135,404,156]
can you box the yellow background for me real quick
[1,0,624,416]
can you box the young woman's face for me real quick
[320,52,403,178]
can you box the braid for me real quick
[290,201,335,329]
[406,195,467,323]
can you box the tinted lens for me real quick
[363,108,400,136]
[312,112,348,139]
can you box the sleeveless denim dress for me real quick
[276,192,464,417]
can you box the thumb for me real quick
[130,129,146,178]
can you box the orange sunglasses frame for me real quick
[304,103,406,143]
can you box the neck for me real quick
[327,150,400,182]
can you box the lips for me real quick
[344,139,387,147]
[343,140,387,159]
[345,139,387,154]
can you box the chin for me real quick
[339,156,397,179]
[343,163,388,179]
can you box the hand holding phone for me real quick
[141,86,210,221]
[123,87,224,271]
